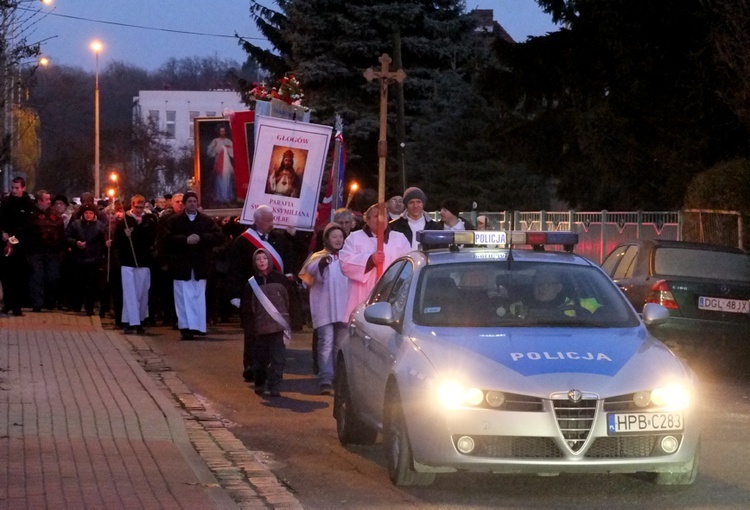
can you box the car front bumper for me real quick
[404,398,700,475]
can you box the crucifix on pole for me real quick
[363,53,406,276]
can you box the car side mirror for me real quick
[364,301,396,327]
[642,302,670,327]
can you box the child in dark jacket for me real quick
[241,248,292,397]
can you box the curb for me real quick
[113,326,303,509]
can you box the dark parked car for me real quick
[601,239,750,347]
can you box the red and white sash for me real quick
[240,228,284,273]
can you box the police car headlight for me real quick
[438,382,484,408]
[650,386,691,410]
[485,391,506,408]
[633,391,651,408]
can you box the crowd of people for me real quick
[1,177,480,398]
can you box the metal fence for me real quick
[443,209,745,264]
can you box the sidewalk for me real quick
[0,311,301,509]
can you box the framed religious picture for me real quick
[240,115,333,230]
[194,117,242,209]
[228,110,255,204]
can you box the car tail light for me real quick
[646,280,679,309]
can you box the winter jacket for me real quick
[66,217,108,266]
[113,212,158,268]
[28,206,66,254]
[241,269,292,336]
[160,211,224,281]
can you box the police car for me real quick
[333,230,700,486]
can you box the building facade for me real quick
[132,90,246,149]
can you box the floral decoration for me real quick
[246,74,304,106]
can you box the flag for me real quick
[312,130,345,237]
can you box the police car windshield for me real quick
[414,262,639,328]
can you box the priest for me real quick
[161,191,224,339]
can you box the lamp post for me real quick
[91,40,102,200]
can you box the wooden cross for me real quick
[364,53,406,276]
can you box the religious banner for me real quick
[194,117,241,209]
[240,115,333,230]
[228,110,255,203]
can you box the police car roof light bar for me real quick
[417,230,578,251]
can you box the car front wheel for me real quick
[383,391,435,486]
[333,361,377,445]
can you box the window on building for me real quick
[166,110,176,138]
[148,110,159,125]
[205,111,216,117]
[189,111,199,138]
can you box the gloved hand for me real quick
[230,298,241,308]
[318,255,333,273]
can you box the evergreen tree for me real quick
[483,0,748,209]
[239,1,514,206]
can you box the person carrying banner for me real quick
[114,194,158,334]
[161,191,224,340]
[241,248,292,397]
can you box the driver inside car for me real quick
[511,268,599,319]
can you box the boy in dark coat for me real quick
[241,248,292,397]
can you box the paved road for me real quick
[137,317,750,509]
[0,311,301,509]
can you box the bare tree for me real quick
[1,0,48,190]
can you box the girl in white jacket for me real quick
[299,222,349,394]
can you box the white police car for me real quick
[333,230,700,486]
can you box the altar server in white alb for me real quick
[113,194,158,334]
[161,191,224,340]
[339,204,411,318]
[299,222,350,395]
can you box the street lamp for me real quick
[91,40,103,199]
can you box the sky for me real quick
[29,1,559,71]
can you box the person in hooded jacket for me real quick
[241,248,293,397]
[299,222,350,395]
[66,203,111,315]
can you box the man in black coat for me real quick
[0,177,35,316]
[161,191,224,339]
